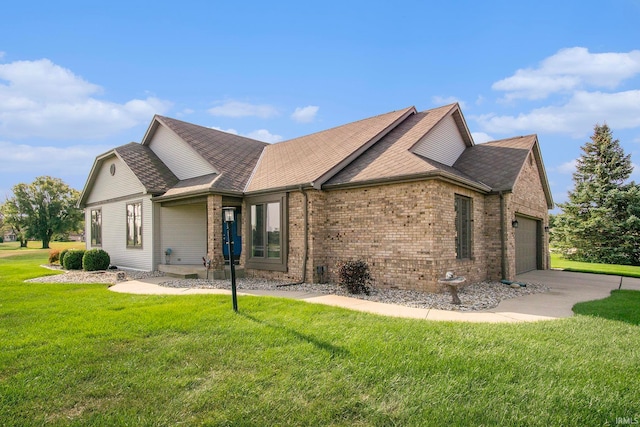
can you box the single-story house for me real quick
[79,103,553,292]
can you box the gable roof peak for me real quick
[246,106,416,192]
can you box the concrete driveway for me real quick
[489,269,640,318]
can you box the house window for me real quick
[246,194,287,271]
[90,209,102,246]
[455,195,472,259]
[126,202,142,248]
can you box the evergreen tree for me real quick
[552,124,640,265]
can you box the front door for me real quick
[222,208,242,264]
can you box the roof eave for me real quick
[531,137,554,209]
[78,149,118,208]
[140,115,162,146]
[322,170,491,193]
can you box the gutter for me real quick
[322,170,492,193]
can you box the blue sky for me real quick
[1,0,640,212]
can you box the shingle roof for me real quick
[155,116,268,192]
[114,142,179,193]
[453,135,537,192]
[81,105,551,208]
[245,106,416,192]
[325,104,486,189]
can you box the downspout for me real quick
[277,186,308,286]
[499,191,506,280]
[300,186,308,283]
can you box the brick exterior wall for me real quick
[243,151,550,292]
[207,194,225,270]
[504,152,550,279]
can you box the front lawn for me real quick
[551,252,640,277]
[2,252,640,426]
[0,240,84,259]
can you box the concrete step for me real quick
[158,264,245,280]
[158,264,206,279]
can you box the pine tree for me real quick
[552,124,640,265]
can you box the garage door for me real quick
[515,215,539,274]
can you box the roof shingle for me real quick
[155,116,268,192]
[245,106,416,192]
[114,142,179,194]
[453,135,537,192]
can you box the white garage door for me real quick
[515,215,539,274]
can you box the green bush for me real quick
[336,259,372,295]
[63,249,85,270]
[83,249,110,271]
[49,250,61,264]
[59,249,69,267]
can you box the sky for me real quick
[1,0,640,213]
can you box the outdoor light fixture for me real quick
[224,207,235,223]
[222,207,238,312]
[544,226,550,233]
[512,219,519,228]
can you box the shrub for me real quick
[336,259,372,295]
[63,249,85,270]
[83,249,110,271]
[59,249,69,267]
[49,250,61,264]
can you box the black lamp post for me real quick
[223,207,238,312]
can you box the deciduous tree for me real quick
[2,177,82,249]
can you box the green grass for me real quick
[574,290,640,325]
[551,252,640,277]
[0,241,84,258]
[2,252,640,426]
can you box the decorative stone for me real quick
[510,283,521,289]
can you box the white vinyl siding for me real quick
[148,125,216,180]
[85,154,145,204]
[159,204,207,265]
[411,114,467,166]
[85,196,155,271]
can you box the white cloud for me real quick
[291,105,319,123]
[210,126,239,135]
[208,101,278,118]
[211,126,281,143]
[632,163,640,179]
[0,52,5,59]
[176,108,195,117]
[0,58,172,139]
[432,96,466,109]
[246,129,282,143]
[555,159,577,174]
[471,132,494,143]
[476,90,640,136]
[0,140,110,175]
[493,47,640,100]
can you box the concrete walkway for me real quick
[109,270,640,323]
